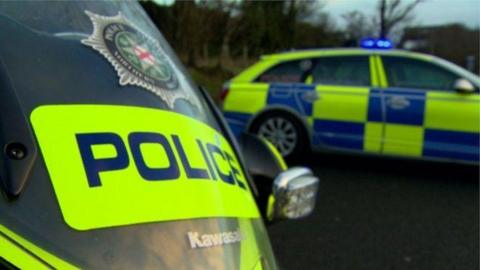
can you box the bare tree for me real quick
[219,1,242,68]
[377,0,424,38]
[342,11,374,42]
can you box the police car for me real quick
[0,2,318,269]
[222,41,480,163]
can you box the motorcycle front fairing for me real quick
[0,2,277,269]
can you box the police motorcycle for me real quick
[0,2,319,269]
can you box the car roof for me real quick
[261,48,433,62]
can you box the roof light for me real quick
[360,38,393,49]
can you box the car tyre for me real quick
[250,112,308,161]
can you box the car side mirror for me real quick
[239,133,319,223]
[454,78,475,93]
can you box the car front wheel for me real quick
[251,112,307,160]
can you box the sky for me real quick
[324,0,480,28]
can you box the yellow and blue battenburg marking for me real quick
[370,88,427,156]
[223,83,315,137]
[266,84,316,115]
[223,83,479,162]
[422,91,480,161]
[30,105,259,231]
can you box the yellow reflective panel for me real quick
[383,124,424,156]
[425,92,480,133]
[239,219,262,270]
[364,122,383,153]
[0,225,77,269]
[253,260,265,270]
[375,56,388,87]
[307,116,314,128]
[224,83,269,114]
[305,74,313,85]
[31,105,259,231]
[369,56,379,87]
[313,86,369,122]
[0,234,50,270]
[266,195,276,222]
[91,143,119,159]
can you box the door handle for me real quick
[302,91,319,102]
[387,96,410,110]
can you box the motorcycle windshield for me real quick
[0,2,276,269]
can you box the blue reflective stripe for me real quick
[223,111,252,138]
[313,135,364,150]
[313,120,364,149]
[424,129,480,147]
[267,83,315,116]
[224,111,252,123]
[367,89,383,122]
[423,148,479,161]
[423,129,480,161]
[424,142,478,154]
[313,119,364,135]
[384,91,425,126]
[228,123,246,139]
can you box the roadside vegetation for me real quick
[141,0,479,100]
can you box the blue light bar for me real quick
[360,38,393,49]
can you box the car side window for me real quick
[382,56,459,91]
[312,56,370,86]
[257,59,313,83]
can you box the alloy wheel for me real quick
[257,117,298,156]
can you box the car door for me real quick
[378,55,480,162]
[259,58,317,118]
[310,55,379,153]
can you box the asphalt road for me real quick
[267,153,479,270]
